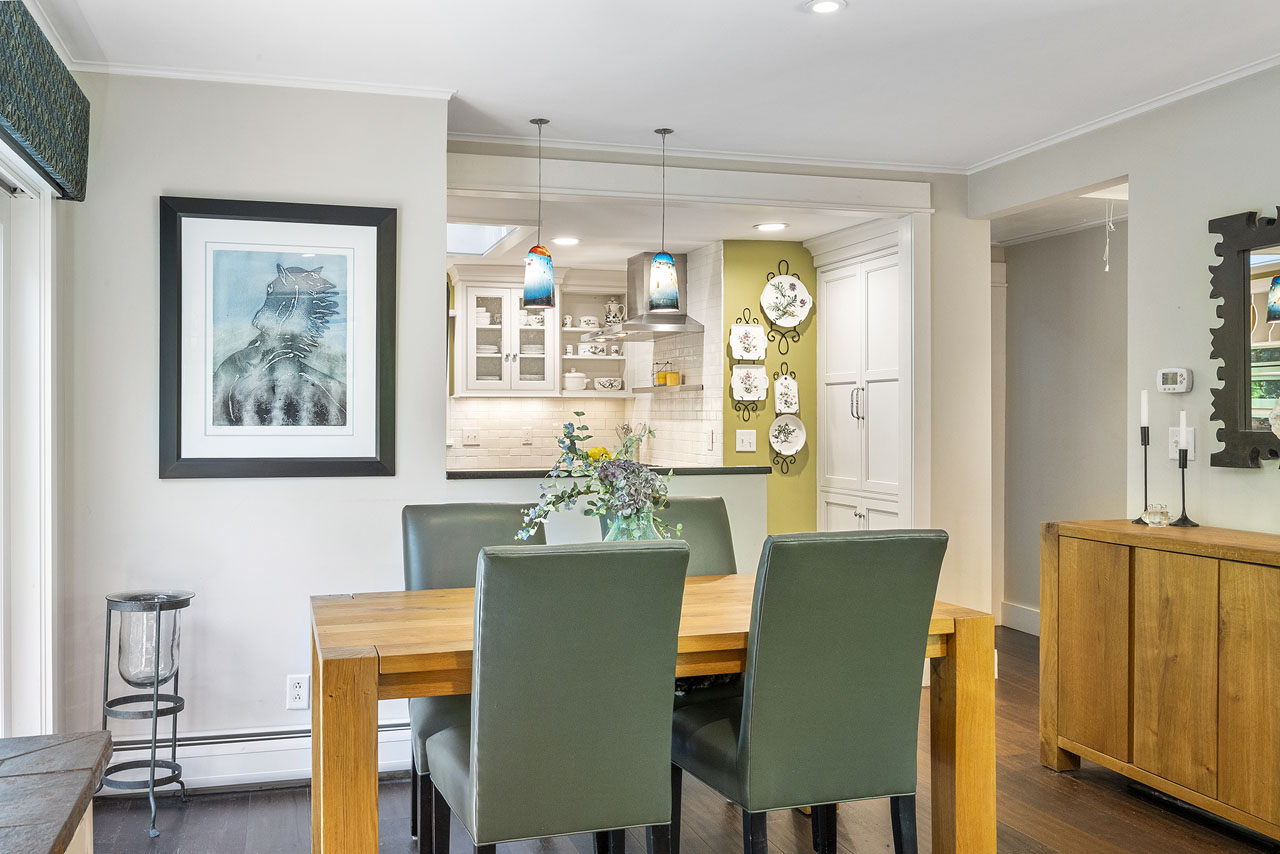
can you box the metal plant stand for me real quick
[100,590,194,837]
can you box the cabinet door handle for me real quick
[853,386,863,420]
[850,388,856,418]
[854,510,866,519]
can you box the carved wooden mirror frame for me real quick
[1209,209,1280,468]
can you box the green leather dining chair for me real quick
[668,530,948,854]
[597,496,737,576]
[402,503,545,851]
[426,540,690,854]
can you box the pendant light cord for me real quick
[655,128,673,252]
[537,122,543,246]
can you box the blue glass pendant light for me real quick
[649,128,680,312]
[523,118,555,309]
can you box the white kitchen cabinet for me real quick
[816,251,908,527]
[458,284,556,394]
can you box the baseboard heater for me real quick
[107,720,410,753]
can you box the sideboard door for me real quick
[1219,560,1280,824]
[1133,548,1219,797]
[1057,537,1131,761]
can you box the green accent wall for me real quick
[721,241,817,534]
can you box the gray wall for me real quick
[971,64,1280,537]
[1003,223,1128,612]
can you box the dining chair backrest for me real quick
[468,541,690,842]
[596,496,737,576]
[402,503,544,591]
[738,530,948,811]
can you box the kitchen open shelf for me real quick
[632,384,705,394]
[561,390,632,398]
[563,354,625,360]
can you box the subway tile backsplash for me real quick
[446,242,725,471]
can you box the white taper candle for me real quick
[1141,390,1149,427]
[1180,410,1188,450]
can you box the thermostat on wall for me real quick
[1157,368,1193,393]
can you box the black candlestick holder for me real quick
[1170,448,1199,527]
[1132,425,1150,524]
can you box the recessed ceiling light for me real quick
[805,0,846,13]
[754,222,790,232]
[551,236,580,246]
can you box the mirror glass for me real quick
[1249,244,1280,430]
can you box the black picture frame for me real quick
[1208,209,1280,468]
[159,196,397,478]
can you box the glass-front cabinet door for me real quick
[513,294,554,391]
[465,287,510,391]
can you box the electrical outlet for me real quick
[1168,427,1196,461]
[286,674,309,710]
[522,428,534,446]
[463,430,480,446]
[735,430,756,452]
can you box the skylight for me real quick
[447,223,518,256]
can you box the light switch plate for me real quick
[1168,427,1195,461]
[463,430,480,446]
[735,430,756,452]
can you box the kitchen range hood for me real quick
[583,252,704,342]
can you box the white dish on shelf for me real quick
[579,315,601,328]
[563,371,588,391]
[768,415,806,455]
[594,377,624,391]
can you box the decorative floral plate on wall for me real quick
[731,364,768,401]
[730,323,767,360]
[774,375,799,414]
[768,415,806,454]
[760,275,812,328]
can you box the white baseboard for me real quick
[97,727,410,793]
[1001,601,1040,636]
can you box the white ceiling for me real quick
[447,195,878,269]
[30,0,1280,172]
[991,191,1127,245]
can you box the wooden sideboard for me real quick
[1041,520,1280,841]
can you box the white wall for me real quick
[1001,224,1129,633]
[971,65,1280,538]
[57,72,457,782]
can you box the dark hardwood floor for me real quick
[93,628,1279,853]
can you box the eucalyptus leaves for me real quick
[517,412,681,541]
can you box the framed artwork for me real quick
[159,197,397,478]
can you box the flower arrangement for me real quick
[517,413,681,541]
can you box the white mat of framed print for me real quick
[159,198,396,478]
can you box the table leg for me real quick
[311,642,380,854]
[929,614,996,854]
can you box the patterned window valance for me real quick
[0,2,89,200]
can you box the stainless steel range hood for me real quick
[597,252,704,340]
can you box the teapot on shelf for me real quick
[604,296,626,327]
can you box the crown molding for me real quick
[22,0,75,66]
[968,52,1280,174]
[66,60,455,100]
[993,214,1128,248]
[448,132,969,176]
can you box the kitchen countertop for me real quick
[446,465,772,480]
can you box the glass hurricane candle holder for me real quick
[117,597,183,688]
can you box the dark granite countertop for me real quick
[447,465,772,480]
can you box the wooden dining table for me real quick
[310,573,995,854]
